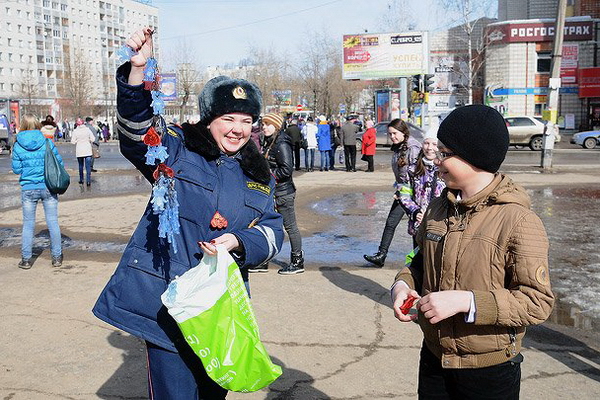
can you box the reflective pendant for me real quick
[210,211,228,229]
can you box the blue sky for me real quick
[150,0,466,67]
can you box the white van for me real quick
[292,110,313,121]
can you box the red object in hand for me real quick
[400,296,417,315]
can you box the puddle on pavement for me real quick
[0,227,126,253]
[276,187,600,333]
[0,172,151,210]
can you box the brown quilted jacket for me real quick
[395,174,554,369]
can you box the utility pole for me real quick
[541,0,567,170]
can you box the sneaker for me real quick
[91,169,98,172]
[278,265,305,275]
[248,264,268,273]
[18,258,32,269]
[52,254,63,267]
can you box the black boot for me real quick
[363,250,387,267]
[278,251,305,275]
[248,263,269,273]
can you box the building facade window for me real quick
[537,51,551,73]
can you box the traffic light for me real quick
[424,74,435,92]
[411,74,422,92]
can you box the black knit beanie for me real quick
[198,76,262,125]
[437,105,509,173]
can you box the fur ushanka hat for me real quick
[198,76,262,125]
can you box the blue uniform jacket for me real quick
[93,63,284,352]
[12,130,64,190]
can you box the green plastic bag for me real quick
[161,245,282,392]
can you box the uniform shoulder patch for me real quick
[166,127,180,138]
[247,181,271,195]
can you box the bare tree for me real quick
[296,29,339,115]
[436,0,496,104]
[162,38,203,123]
[378,0,417,32]
[16,69,45,117]
[245,45,293,114]
[60,49,96,119]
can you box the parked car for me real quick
[504,116,560,151]
[356,121,425,148]
[571,130,600,149]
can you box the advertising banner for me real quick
[375,90,390,123]
[561,43,578,84]
[343,32,428,80]
[271,90,292,106]
[578,67,600,98]
[161,73,177,102]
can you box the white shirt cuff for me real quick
[464,291,476,323]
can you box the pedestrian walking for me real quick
[329,119,341,170]
[40,115,58,141]
[340,115,359,172]
[252,113,304,275]
[70,118,95,186]
[317,115,332,171]
[92,27,283,400]
[85,117,100,172]
[301,116,318,172]
[11,114,64,269]
[391,105,555,399]
[285,119,303,171]
[398,126,445,248]
[363,119,421,267]
[361,120,376,172]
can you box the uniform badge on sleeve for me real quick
[247,181,271,195]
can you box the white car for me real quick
[504,116,560,151]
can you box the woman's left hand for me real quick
[198,233,240,256]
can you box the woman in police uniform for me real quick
[93,27,283,400]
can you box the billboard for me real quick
[343,32,428,80]
[161,73,177,102]
[271,90,292,106]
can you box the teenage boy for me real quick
[391,105,555,399]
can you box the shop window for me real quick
[537,51,551,73]
[535,104,547,116]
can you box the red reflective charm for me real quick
[210,211,228,229]
[143,126,161,146]
[152,163,175,180]
[400,296,417,315]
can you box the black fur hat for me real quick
[198,76,262,125]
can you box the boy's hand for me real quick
[391,283,421,322]
[418,290,471,324]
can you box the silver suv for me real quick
[504,116,560,151]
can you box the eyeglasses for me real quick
[435,150,455,161]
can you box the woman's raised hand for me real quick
[126,27,154,69]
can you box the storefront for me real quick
[484,16,597,130]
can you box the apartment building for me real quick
[0,0,158,111]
